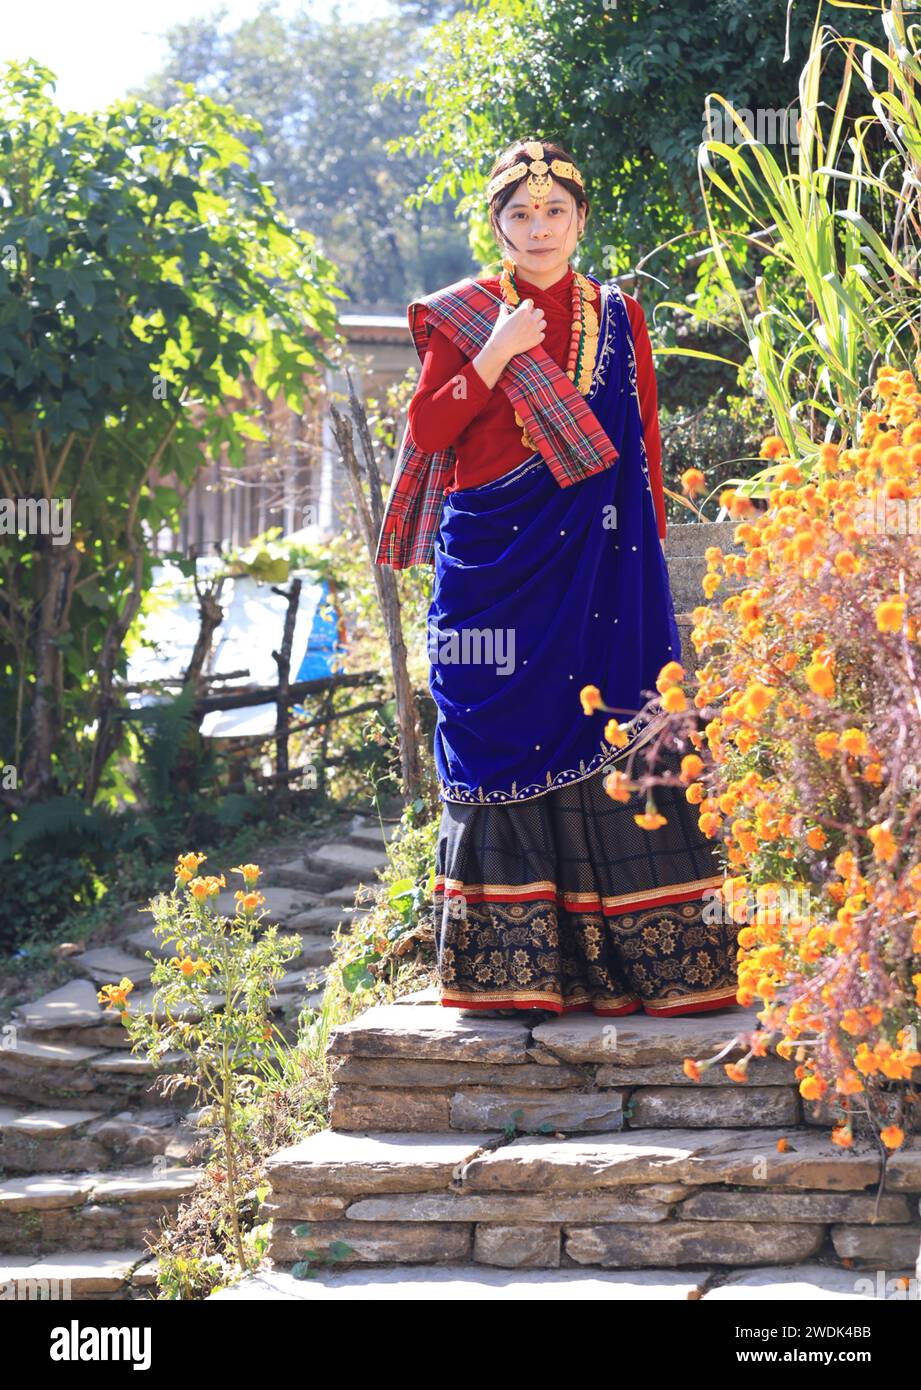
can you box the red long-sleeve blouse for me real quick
[407,264,667,540]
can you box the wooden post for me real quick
[329,374,424,804]
[271,577,302,808]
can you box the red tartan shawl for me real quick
[374,275,620,569]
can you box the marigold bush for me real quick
[649,363,921,1149]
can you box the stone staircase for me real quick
[0,812,397,1299]
[237,1000,921,1299]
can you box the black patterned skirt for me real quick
[432,743,740,1017]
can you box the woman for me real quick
[375,139,740,1020]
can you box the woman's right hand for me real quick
[488,298,546,361]
[471,298,546,389]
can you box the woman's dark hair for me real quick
[487,139,590,252]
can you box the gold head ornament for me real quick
[487,140,584,208]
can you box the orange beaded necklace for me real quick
[498,255,600,450]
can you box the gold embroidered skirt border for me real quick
[432,746,741,1018]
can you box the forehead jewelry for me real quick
[486,140,584,209]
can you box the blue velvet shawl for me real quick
[427,279,682,805]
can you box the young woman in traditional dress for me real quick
[375,139,740,1021]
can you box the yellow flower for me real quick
[634,811,667,830]
[231,864,262,887]
[235,890,267,916]
[188,874,226,901]
[171,956,212,978]
[875,599,905,634]
[97,978,134,1011]
[839,728,868,756]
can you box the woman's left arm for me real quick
[623,295,667,551]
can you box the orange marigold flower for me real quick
[867,824,898,864]
[760,435,788,460]
[235,890,267,915]
[680,468,706,498]
[683,1058,702,1082]
[604,718,630,748]
[839,728,868,756]
[231,863,262,886]
[815,731,838,760]
[97,978,135,1011]
[661,686,687,714]
[806,827,827,851]
[831,1125,854,1148]
[880,1124,905,1151]
[724,1062,749,1083]
[680,753,705,782]
[656,660,685,689]
[580,684,602,715]
[799,1074,827,1100]
[805,662,835,699]
[776,1136,790,1152]
[634,811,668,830]
[875,599,905,633]
[603,769,636,803]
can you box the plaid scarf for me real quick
[374,274,620,569]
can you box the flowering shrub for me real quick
[98,855,301,1273]
[594,364,921,1153]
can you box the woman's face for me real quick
[495,179,585,281]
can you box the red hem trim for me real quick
[438,884,720,915]
[440,997,644,1016]
[642,993,740,1017]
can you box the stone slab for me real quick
[564,1220,824,1268]
[265,1129,495,1195]
[0,1249,147,1296]
[327,1005,533,1064]
[463,1128,881,1192]
[531,1008,761,1066]
[13,980,107,1032]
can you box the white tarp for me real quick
[125,560,337,738]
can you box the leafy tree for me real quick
[380,0,881,285]
[0,60,342,806]
[133,1,476,309]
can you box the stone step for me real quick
[348,815,400,849]
[0,1036,188,1112]
[306,843,389,888]
[322,1003,921,1137]
[0,1105,193,1174]
[0,1164,202,1254]
[261,1126,921,1274]
[272,861,339,894]
[207,1261,919,1301]
[0,1249,150,1300]
[71,946,155,987]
